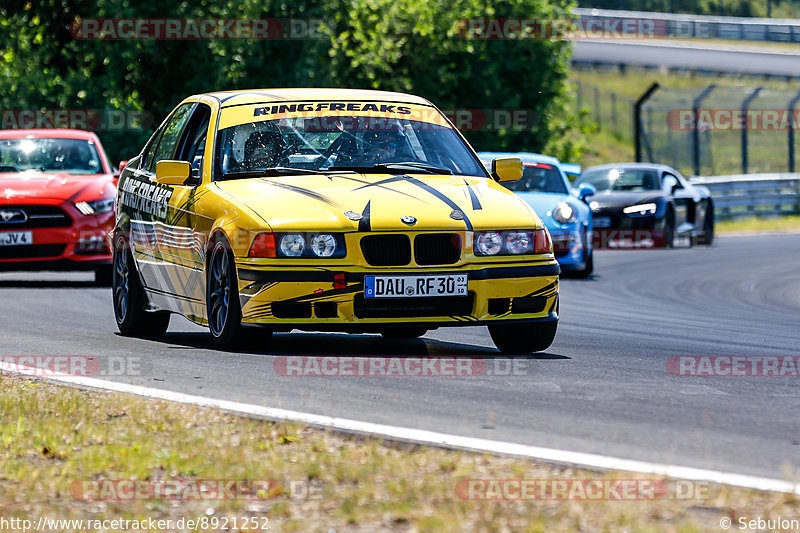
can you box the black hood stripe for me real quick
[464,179,482,210]
[402,176,473,231]
[358,201,371,232]
[260,179,345,209]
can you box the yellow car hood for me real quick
[213,173,542,232]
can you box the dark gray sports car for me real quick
[575,163,714,248]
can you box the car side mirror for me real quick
[577,183,596,203]
[491,157,523,182]
[114,160,128,178]
[155,160,191,186]
[663,176,678,194]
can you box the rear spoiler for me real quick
[561,163,581,179]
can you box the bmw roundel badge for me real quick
[401,216,417,226]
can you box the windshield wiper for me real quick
[222,167,356,179]
[327,162,453,175]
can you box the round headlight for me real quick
[310,234,337,257]
[552,202,577,225]
[279,234,305,257]
[504,231,532,254]
[475,231,502,256]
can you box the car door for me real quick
[156,102,215,318]
[128,102,195,310]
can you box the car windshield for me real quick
[578,168,660,192]
[0,138,104,175]
[215,105,486,178]
[500,163,568,194]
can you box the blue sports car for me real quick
[478,152,596,277]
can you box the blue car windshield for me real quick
[500,163,567,194]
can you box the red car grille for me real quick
[0,205,72,229]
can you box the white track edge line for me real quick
[5,363,798,495]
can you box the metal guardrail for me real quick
[573,8,800,42]
[690,173,800,219]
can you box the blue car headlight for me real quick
[552,202,577,225]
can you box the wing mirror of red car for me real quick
[114,160,128,178]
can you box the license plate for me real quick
[0,231,33,246]
[593,216,611,228]
[365,274,468,298]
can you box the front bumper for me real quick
[235,262,559,330]
[591,212,664,248]
[549,227,588,269]
[0,200,113,269]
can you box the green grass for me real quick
[717,214,800,234]
[2,374,800,531]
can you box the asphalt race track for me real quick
[1,234,799,481]
[573,40,800,77]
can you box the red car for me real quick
[0,129,118,284]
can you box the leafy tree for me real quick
[0,0,586,164]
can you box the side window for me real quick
[141,126,166,172]
[175,105,212,182]
[145,103,195,173]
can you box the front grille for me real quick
[0,205,72,229]
[414,233,460,265]
[354,293,474,318]
[0,244,66,260]
[360,235,411,266]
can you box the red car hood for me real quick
[0,171,115,203]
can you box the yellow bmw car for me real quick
[111,89,560,352]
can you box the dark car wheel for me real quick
[488,320,557,354]
[207,236,261,349]
[381,327,428,339]
[662,208,676,249]
[113,233,170,337]
[696,203,715,246]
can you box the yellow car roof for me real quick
[202,88,436,108]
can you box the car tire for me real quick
[662,208,675,249]
[207,235,247,349]
[381,327,428,339]
[697,203,715,246]
[488,320,558,354]
[95,264,113,287]
[112,233,170,337]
